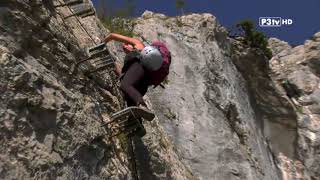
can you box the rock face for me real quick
[269,34,320,180]
[1,1,319,180]
[134,11,280,180]
[133,11,319,180]
[0,1,193,180]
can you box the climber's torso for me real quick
[105,33,151,105]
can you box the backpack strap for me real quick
[121,50,141,74]
[154,84,166,89]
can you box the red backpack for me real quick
[149,41,171,87]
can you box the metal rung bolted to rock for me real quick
[54,0,83,7]
[71,43,115,75]
[64,3,95,19]
[109,121,141,138]
[102,107,155,127]
[102,104,155,138]
[86,43,108,58]
[64,0,83,4]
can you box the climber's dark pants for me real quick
[120,62,149,125]
[120,62,149,107]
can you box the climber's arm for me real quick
[104,33,145,50]
[105,33,145,78]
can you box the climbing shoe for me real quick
[137,104,155,121]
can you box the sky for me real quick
[91,0,320,45]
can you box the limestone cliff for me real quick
[0,1,193,179]
[135,11,279,180]
[1,1,319,180]
[133,11,319,180]
[268,34,320,180]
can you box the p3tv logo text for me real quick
[259,17,293,27]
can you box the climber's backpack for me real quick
[148,41,171,87]
[122,41,171,87]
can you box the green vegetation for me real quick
[282,80,302,98]
[162,77,170,85]
[236,20,273,59]
[97,0,136,37]
[296,106,304,114]
[97,0,189,35]
[175,0,185,15]
[100,17,135,37]
[118,133,129,150]
[175,17,184,27]
[157,32,163,38]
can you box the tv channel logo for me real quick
[259,17,293,27]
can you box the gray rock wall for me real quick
[0,1,193,180]
[1,1,319,179]
[269,33,320,179]
[134,11,281,180]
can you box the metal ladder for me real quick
[55,2,141,178]
[71,43,114,75]
[55,0,95,19]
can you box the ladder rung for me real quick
[89,50,109,59]
[65,0,82,3]
[118,120,138,129]
[88,62,114,74]
[86,43,108,57]
[91,56,113,64]
[71,55,113,74]
[54,0,83,7]
[102,114,132,127]
[71,3,92,13]
[109,124,139,139]
[94,60,112,67]
[64,3,95,19]
[79,11,95,18]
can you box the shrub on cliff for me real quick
[175,0,185,15]
[236,20,273,59]
[100,16,135,37]
[97,0,135,37]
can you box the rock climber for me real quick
[104,33,171,136]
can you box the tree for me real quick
[97,0,106,19]
[175,0,185,15]
[97,0,136,37]
[237,20,272,59]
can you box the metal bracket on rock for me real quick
[102,107,144,138]
[54,0,83,7]
[64,3,95,19]
[103,116,141,139]
[70,43,114,75]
